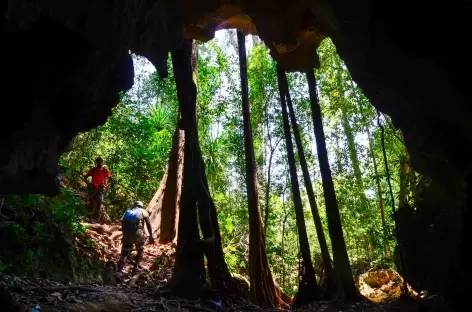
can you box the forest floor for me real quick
[0,221,456,312]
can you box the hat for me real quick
[134,201,144,208]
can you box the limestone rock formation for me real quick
[1,0,471,307]
[1,0,185,194]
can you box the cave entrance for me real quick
[54,29,420,302]
[1,1,470,310]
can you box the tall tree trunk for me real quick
[264,149,274,233]
[163,39,239,297]
[340,109,368,210]
[281,208,288,288]
[262,89,280,233]
[165,39,206,293]
[281,69,335,299]
[349,79,388,240]
[159,121,184,243]
[263,98,271,233]
[306,69,359,301]
[237,30,283,308]
[263,141,280,234]
[333,62,370,253]
[333,130,344,175]
[368,130,387,233]
[339,106,373,260]
[188,39,219,289]
[198,152,235,290]
[173,141,183,244]
[277,64,319,306]
[146,168,168,238]
[193,37,234,288]
[350,82,391,259]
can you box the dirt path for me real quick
[0,221,456,311]
[1,273,454,312]
[77,221,175,285]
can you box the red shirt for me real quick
[86,167,112,188]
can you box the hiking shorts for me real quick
[121,228,145,252]
[90,187,105,201]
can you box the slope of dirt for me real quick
[1,272,455,312]
[78,221,175,285]
[0,220,456,311]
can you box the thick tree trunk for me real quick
[159,122,184,243]
[277,65,319,306]
[281,69,335,299]
[146,168,167,237]
[191,40,219,289]
[185,39,232,293]
[186,40,216,287]
[237,30,283,308]
[159,39,242,298]
[173,142,183,244]
[198,155,235,289]
[306,70,359,301]
[165,39,205,293]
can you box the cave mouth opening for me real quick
[49,29,420,299]
[1,1,470,309]
[0,24,423,300]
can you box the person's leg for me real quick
[132,229,145,274]
[117,232,133,274]
[94,188,104,221]
[86,187,95,217]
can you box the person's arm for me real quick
[84,169,92,184]
[145,216,155,244]
[105,169,113,187]
[142,210,154,244]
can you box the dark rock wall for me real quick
[320,0,471,303]
[1,0,184,194]
[1,0,471,303]
[325,0,472,178]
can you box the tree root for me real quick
[156,275,218,301]
[275,282,292,308]
[331,281,364,302]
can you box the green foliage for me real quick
[61,55,179,215]
[1,32,419,294]
[0,189,93,277]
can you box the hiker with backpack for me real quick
[116,201,155,280]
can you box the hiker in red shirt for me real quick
[85,157,112,221]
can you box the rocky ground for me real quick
[357,268,417,303]
[0,221,457,311]
[76,222,175,286]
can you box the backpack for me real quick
[122,208,142,233]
